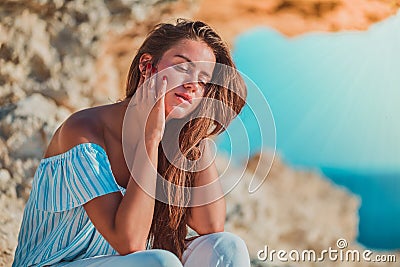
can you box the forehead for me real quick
[163,39,216,65]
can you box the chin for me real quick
[166,107,190,120]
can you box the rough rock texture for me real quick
[0,0,198,109]
[95,0,199,101]
[1,0,399,266]
[0,195,24,267]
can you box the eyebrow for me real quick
[174,54,211,78]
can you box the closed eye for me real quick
[199,80,207,86]
[198,75,210,86]
[174,64,190,73]
[198,80,210,90]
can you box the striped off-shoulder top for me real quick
[12,143,127,267]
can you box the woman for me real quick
[12,18,250,266]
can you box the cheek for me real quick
[158,66,186,90]
[190,97,203,111]
[164,92,175,114]
[163,91,203,119]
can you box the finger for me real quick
[138,73,144,88]
[144,62,152,100]
[138,63,150,102]
[149,67,157,102]
[158,75,167,103]
[135,84,143,104]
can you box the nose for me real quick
[183,81,202,93]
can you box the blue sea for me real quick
[216,11,400,250]
[321,167,400,250]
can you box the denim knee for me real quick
[147,249,183,267]
[204,232,250,266]
[123,249,183,267]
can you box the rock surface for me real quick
[1,0,399,266]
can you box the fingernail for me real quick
[152,67,156,74]
[163,75,167,81]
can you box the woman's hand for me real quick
[78,64,167,255]
[84,65,167,254]
[129,63,167,144]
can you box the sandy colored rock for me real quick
[95,0,200,100]
[0,195,24,267]
[1,93,68,164]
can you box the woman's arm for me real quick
[82,65,166,255]
[52,110,159,255]
[88,139,159,254]
[187,159,226,235]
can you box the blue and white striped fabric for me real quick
[12,143,127,267]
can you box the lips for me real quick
[175,92,192,104]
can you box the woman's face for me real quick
[154,39,216,119]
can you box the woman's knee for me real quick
[211,232,248,253]
[193,232,250,266]
[123,249,183,267]
[148,249,183,267]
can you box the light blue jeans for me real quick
[56,232,250,267]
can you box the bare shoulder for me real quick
[44,107,105,158]
[59,107,104,148]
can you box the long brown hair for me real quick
[125,18,247,260]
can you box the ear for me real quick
[139,53,153,73]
